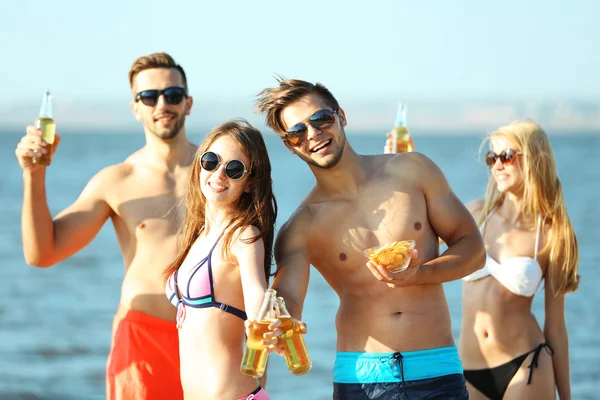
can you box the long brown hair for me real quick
[164,119,277,283]
[479,119,579,296]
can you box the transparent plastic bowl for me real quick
[364,240,416,273]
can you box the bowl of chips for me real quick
[364,240,416,273]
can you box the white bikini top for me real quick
[462,212,543,297]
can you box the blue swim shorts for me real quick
[333,346,468,399]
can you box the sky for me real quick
[2,0,599,131]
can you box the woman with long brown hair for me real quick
[460,119,579,399]
[164,119,277,400]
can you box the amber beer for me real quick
[240,289,277,378]
[32,90,56,166]
[240,321,272,377]
[276,297,312,375]
[391,103,414,153]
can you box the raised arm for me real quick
[18,128,115,267]
[418,154,485,283]
[270,212,311,321]
[544,279,571,399]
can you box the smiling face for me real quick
[199,135,250,210]
[131,67,193,140]
[281,93,347,169]
[490,135,524,195]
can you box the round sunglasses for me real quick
[285,109,338,147]
[484,148,522,168]
[200,151,249,180]
[135,87,187,107]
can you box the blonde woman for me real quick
[460,119,579,399]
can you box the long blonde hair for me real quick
[164,119,277,283]
[479,119,579,296]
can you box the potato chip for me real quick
[364,240,416,273]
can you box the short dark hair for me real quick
[128,52,188,92]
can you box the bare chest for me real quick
[110,171,188,242]
[306,189,432,273]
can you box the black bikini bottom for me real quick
[463,343,554,400]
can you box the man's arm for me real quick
[366,154,484,287]
[270,211,311,320]
[21,166,114,267]
[418,154,485,283]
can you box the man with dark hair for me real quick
[15,52,194,399]
[256,78,485,399]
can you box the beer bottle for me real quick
[275,296,312,375]
[390,103,414,153]
[240,288,277,378]
[33,89,56,166]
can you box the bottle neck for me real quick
[394,116,407,128]
[39,93,53,118]
[395,103,407,128]
[256,289,277,321]
[276,298,292,318]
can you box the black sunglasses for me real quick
[135,87,187,107]
[484,149,522,168]
[200,151,249,180]
[285,109,338,147]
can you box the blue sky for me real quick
[4,0,598,101]
[2,0,598,132]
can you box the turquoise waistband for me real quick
[333,346,463,384]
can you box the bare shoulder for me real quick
[81,161,135,196]
[465,199,485,219]
[280,205,313,237]
[89,148,154,192]
[275,206,312,253]
[383,151,442,175]
[232,225,263,250]
[380,152,448,190]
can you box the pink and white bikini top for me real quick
[462,212,543,297]
[165,235,247,329]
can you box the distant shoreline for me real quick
[4,99,600,134]
[1,128,598,137]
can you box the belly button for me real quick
[138,222,146,229]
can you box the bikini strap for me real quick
[208,234,222,256]
[534,215,542,259]
[480,207,497,231]
[206,233,248,320]
[215,302,248,320]
[175,234,222,302]
[526,343,554,384]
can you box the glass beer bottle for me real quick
[240,288,277,378]
[275,296,312,375]
[33,89,56,166]
[390,102,414,153]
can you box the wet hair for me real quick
[479,118,579,296]
[128,52,188,92]
[255,77,339,136]
[164,119,277,283]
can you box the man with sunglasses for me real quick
[256,79,485,399]
[15,52,195,399]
